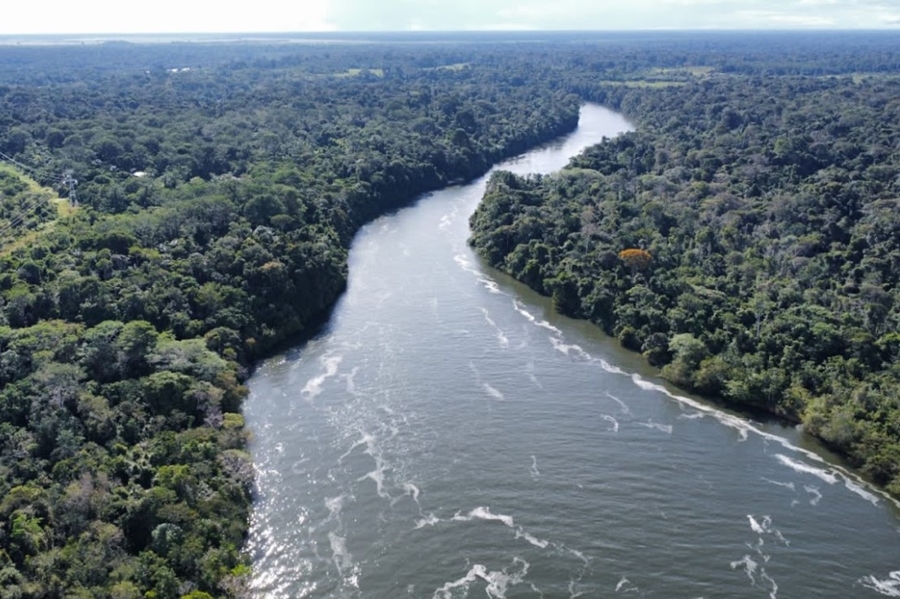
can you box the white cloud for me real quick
[3,0,334,34]
[737,10,837,26]
[1,0,899,34]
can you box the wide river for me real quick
[245,105,900,598]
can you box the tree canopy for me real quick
[470,68,900,498]
[2,30,900,596]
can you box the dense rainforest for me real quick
[470,69,900,498]
[0,39,583,598]
[0,31,898,597]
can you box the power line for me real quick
[0,153,77,244]
[0,150,67,185]
[0,195,52,239]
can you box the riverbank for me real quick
[245,102,900,598]
[469,76,900,499]
[0,42,586,597]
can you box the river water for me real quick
[245,105,900,598]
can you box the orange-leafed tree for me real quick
[618,248,652,270]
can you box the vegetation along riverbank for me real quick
[470,66,900,500]
[0,31,899,596]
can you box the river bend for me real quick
[245,105,900,598]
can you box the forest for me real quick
[470,65,900,500]
[0,31,898,597]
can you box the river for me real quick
[244,104,900,598]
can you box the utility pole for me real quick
[63,170,78,207]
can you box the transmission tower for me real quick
[62,170,78,206]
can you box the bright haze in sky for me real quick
[3,0,899,34]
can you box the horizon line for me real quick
[2,27,900,38]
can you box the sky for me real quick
[2,0,899,35]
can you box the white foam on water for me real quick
[433,558,530,599]
[481,308,510,348]
[444,506,554,552]
[453,506,516,528]
[774,454,838,485]
[749,538,770,563]
[614,371,899,508]
[415,513,441,529]
[601,414,619,433]
[562,546,590,566]
[678,411,706,420]
[483,383,506,401]
[597,358,626,376]
[530,455,540,480]
[480,277,503,294]
[433,566,480,598]
[392,482,421,507]
[803,485,822,506]
[484,557,530,599]
[325,495,345,519]
[301,355,343,398]
[748,515,766,535]
[526,361,543,389]
[604,391,630,414]
[549,337,592,360]
[515,529,550,549]
[760,569,779,599]
[453,253,476,274]
[747,515,789,546]
[328,532,353,575]
[568,580,586,599]
[353,434,392,500]
[615,576,639,593]
[453,254,505,294]
[773,529,789,546]
[844,477,880,505]
[343,366,360,395]
[338,432,376,464]
[359,467,389,499]
[761,477,796,491]
[513,299,562,334]
[730,555,758,585]
[637,420,673,434]
[438,205,459,229]
[403,482,421,502]
[860,571,900,597]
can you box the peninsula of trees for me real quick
[470,64,900,498]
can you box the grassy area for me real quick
[847,72,900,84]
[650,65,715,77]
[594,65,714,89]
[335,68,385,78]
[0,163,74,255]
[597,80,687,88]
[424,62,470,72]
